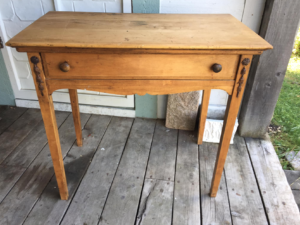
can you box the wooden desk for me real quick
[6,12,272,200]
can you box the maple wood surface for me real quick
[210,55,253,197]
[46,79,235,96]
[27,52,69,200]
[42,53,239,80]
[69,89,82,147]
[5,12,273,200]
[198,89,211,145]
[6,12,272,51]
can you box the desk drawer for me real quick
[42,53,239,80]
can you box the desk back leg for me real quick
[69,89,82,146]
[198,89,211,144]
[28,52,69,200]
[210,55,253,197]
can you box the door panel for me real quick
[0,0,134,108]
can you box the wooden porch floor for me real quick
[0,106,299,225]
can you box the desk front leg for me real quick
[28,53,69,200]
[210,55,253,197]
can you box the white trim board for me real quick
[15,99,136,118]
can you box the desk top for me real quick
[6,12,272,51]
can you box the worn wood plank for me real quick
[136,179,173,225]
[99,118,156,225]
[23,115,111,225]
[0,165,26,203]
[0,113,90,225]
[6,12,272,50]
[173,130,200,225]
[2,111,69,167]
[199,142,232,225]
[0,108,43,164]
[0,111,68,210]
[239,0,300,137]
[145,119,178,181]
[225,136,267,225]
[245,137,300,224]
[0,106,27,135]
[135,119,178,225]
[61,117,133,225]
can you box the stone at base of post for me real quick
[166,91,200,130]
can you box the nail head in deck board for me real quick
[225,136,268,225]
[173,130,201,225]
[0,106,27,135]
[0,113,91,225]
[61,117,133,225]
[245,138,300,224]
[199,142,232,225]
[145,119,178,181]
[0,165,26,203]
[0,108,43,164]
[2,111,70,167]
[99,118,156,225]
[136,178,173,225]
[23,115,112,225]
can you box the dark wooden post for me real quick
[238,0,300,138]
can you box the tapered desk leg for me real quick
[210,55,253,197]
[69,89,82,147]
[28,53,69,200]
[198,89,211,144]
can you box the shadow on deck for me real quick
[0,106,299,225]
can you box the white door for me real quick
[0,0,134,114]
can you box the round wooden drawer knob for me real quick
[212,64,222,73]
[59,62,70,72]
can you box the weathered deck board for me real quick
[0,113,90,225]
[173,130,201,225]
[0,109,43,164]
[99,118,156,225]
[0,165,26,203]
[0,108,299,225]
[2,111,69,167]
[225,136,267,225]
[0,112,69,206]
[136,178,174,225]
[145,119,178,181]
[245,138,300,225]
[61,117,133,225]
[0,106,27,135]
[23,115,111,225]
[136,119,178,225]
[199,142,232,225]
